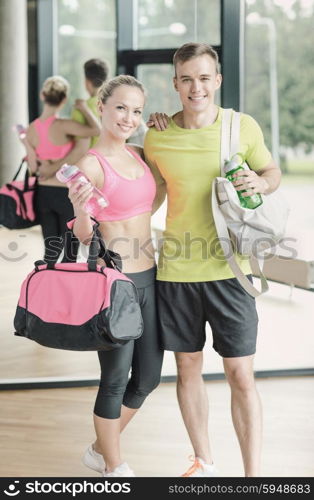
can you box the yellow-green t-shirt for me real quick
[71,95,99,148]
[144,107,272,282]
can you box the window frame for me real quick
[31,0,244,117]
[117,0,244,110]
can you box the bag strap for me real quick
[11,157,37,192]
[230,110,240,158]
[59,217,122,272]
[12,158,27,181]
[220,108,240,174]
[211,181,268,297]
[220,108,232,176]
[96,227,122,271]
[85,217,122,271]
[214,109,269,297]
[47,222,99,271]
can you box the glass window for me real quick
[137,63,221,121]
[56,0,116,116]
[137,0,220,49]
[137,64,180,120]
[244,0,314,262]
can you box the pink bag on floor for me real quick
[0,158,39,229]
[14,221,143,351]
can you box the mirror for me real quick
[0,207,180,388]
[1,0,313,390]
[1,195,314,389]
[0,225,101,385]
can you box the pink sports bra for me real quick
[88,148,156,222]
[34,115,74,160]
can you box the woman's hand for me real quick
[68,181,93,216]
[231,170,269,196]
[146,112,170,131]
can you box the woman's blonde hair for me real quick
[97,75,146,104]
[41,75,70,106]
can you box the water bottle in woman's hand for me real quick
[56,164,109,217]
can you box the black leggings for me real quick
[94,266,164,419]
[35,185,79,263]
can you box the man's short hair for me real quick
[173,43,220,74]
[84,58,109,88]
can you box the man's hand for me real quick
[146,112,170,131]
[74,99,88,112]
[231,170,269,196]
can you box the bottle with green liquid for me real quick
[224,154,263,209]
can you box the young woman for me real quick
[25,75,101,263]
[67,75,164,477]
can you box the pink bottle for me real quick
[56,163,109,218]
[13,124,27,140]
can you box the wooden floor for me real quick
[1,377,313,477]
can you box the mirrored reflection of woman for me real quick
[25,75,101,263]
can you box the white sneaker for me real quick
[82,444,105,473]
[182,457,219,477]
[102,462,135,477]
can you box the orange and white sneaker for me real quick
[182,456,218,477]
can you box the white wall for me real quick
[0,0,28,184]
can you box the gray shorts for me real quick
[156,276,258,357]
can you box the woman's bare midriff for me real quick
[38,177,65,187]
[98,211,156,273]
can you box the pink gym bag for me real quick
[0,158,38,229]
[14,221,143,351]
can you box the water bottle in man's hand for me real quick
[224,154,263,209]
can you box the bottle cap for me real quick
[224,153,244,173]
[13,124,26,140]
[56,164,79,182]
[98,198,108,208]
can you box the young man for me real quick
[72,58,148,148]
[144,42,281,477]
[71,58,109,148]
